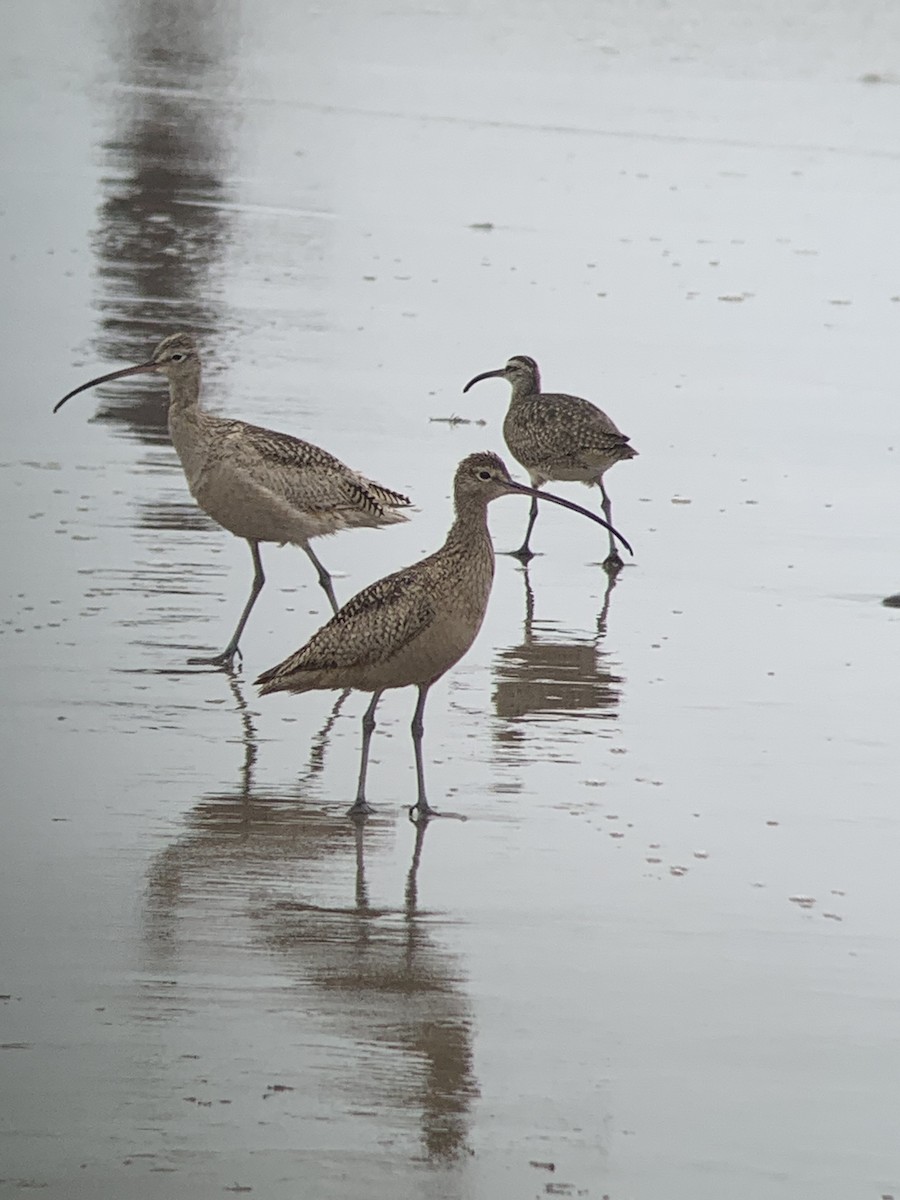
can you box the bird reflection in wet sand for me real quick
[262,816,478,1163]
[257,451,631,820]
[493,566,623,758]
[140,679,477,1166]
[141,672,348,959]
[223,670,349,800]
[90,0,236,443]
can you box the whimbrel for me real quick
[54,333,411,667]
[256,451,632,819]
[463,354,637,569]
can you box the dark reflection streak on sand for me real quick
[90,0,236,444]
[492,564,623,740]
[134,496,219,534]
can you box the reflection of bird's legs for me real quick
[520,561,536,642]
[597,569,617,637]
[299,688,350,789]
[225,670,259,799]
[521,538,617,638]
[410,683,439,820]
[598,477,623,573]
[189,539,265,669]
[404,818,429,915]
[352,816,370,912]
[348,689,383,816]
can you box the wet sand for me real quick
[2,1,899,1197]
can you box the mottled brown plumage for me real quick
[54,333,411,666]
[463,354,637,567]
[257,451,631,818]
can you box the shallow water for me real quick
[2,1,899,1197]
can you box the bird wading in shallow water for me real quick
[463,354,637,570]
[54,333,411,668]
[256,451,632,820]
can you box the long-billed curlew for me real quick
[463,354,637,569]
[54,333,411,667]
[256,451,632,819]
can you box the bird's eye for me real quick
[477,469,492,480]
[169,353,185,362]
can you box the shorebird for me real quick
[54,333,411,667]
[463,354,637,569]
[256,451,632,819]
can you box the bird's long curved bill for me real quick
[53,360,158,413]
[508,480,633,557]
[462,369,505,393]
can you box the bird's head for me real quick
[462,354,540,396]
[53,332,200,413]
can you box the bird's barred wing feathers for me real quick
[256,565,436,684]
[218,420,410,514]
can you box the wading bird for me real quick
[256,451,632,819]
[463,354,637,569]
[54,333,411,667]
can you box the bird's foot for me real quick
[602,551,624,575]
[408,800,440,823]
[507,544,536,563]
[187,646,242,670]
[347,799,375,819]
[408,803,467,823]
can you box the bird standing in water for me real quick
[463,354,637,570]
[54,333,411,667]
[256,451,632,819]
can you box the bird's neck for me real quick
[165,369,206,478]
[509,377,539,402]
[443,504,496,567]
[166,365,203,417]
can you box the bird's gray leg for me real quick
[348,689,383,817]
[409,683,439,820]
[303,543,340,615]
[512,490,540,561]
[598,478,623,571]
[188,539,265,668]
